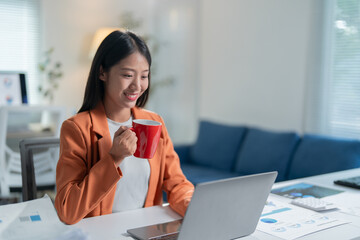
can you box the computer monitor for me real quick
[0,71,28,105]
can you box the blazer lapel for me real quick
[89,102,112,163]
[90,105,143,163]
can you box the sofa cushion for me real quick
[174,144,191,164]
[181,163,240,185]
[234,127,300,181]
[287,134,360,179]
[190,121,247,171]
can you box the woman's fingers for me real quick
[114,126,128,137]
[110,126,138,163]
[118,128,136,142]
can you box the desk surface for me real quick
[74,168,360,240]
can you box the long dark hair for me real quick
[78,30,152,113]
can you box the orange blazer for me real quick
[55,102,194,224]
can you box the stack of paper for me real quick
[0,195,87,240]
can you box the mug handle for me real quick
[129,127,134,131]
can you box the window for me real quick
[0,0,41,104]
[312,0,360,139]
[328,0,360,139]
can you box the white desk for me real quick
[74,168,360,240]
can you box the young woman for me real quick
[54,30,194,225]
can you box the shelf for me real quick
[7,130,55,139]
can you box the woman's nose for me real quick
[130,76,141,90]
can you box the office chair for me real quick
[19,137,60,201]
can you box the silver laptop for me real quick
[127,171,277,240]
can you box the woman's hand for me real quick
[109,126,137,165]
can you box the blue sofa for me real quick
[175,121,360,184]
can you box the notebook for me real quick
[127,171,277,240]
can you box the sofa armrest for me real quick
[174,144,192,164]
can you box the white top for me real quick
[107,117,150,213]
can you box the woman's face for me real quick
[100,52,149,112]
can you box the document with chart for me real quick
[257,197,350,240]
[323,192,360,218]
[0,195,70,240]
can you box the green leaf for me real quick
[46,47,54,55]
[38,63,45,72]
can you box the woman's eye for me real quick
[123,74,133,78]
[141,76,148,79]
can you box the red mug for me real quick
[130,119,162,159]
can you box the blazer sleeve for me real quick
[160,117,194,217]
[54,119,121,224]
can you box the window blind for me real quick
[0,0,41,104]
[327,0,360,139]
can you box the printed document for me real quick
[323,192,360,217]
[257,196,349,240]
[0,195,74,240]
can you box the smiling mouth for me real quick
[124,93,138,101]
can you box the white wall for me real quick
[41,0,323,143]
[40,0,199,144]
[198,0,319,133]
[40,0,155,116]
[147,0,200,144]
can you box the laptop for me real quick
[127,171,277,240]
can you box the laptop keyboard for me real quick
[334,176,360,189]
[149,233,179,240]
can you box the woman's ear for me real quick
[99,65,107,82]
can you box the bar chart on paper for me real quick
[19,213,42,222]
[257,197,349,240]
[0,195,69,240]
[0,212,42,226]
